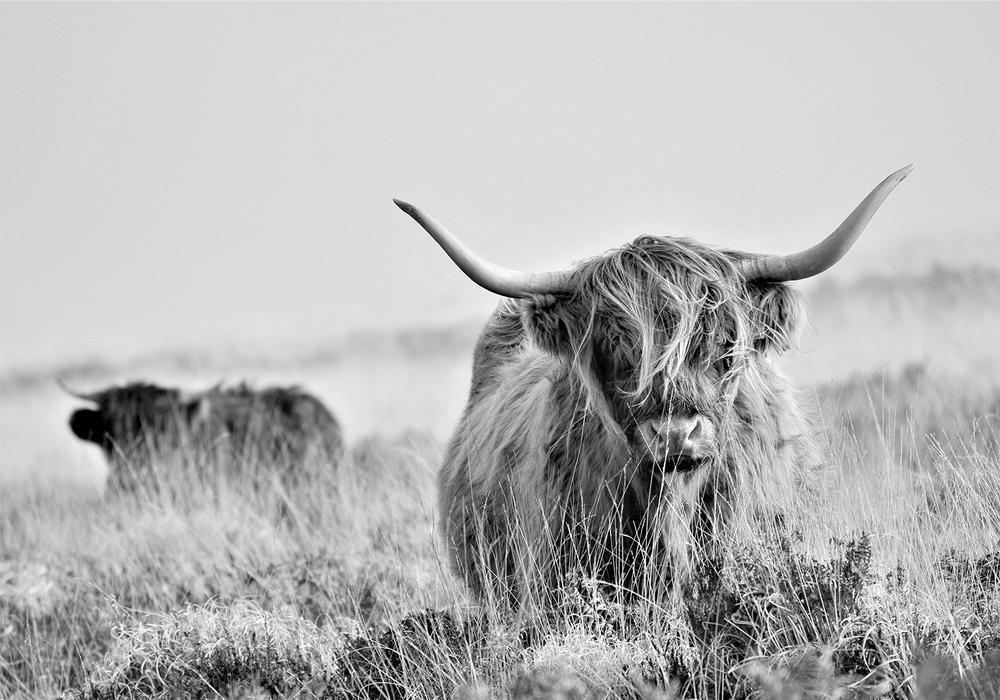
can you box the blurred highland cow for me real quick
[66,381,343,490]
[395,166,913,612]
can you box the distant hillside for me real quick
[0,322,480,396]
[5,263,999,397]
[848,228,1000,281]
[787,265,1000,384]
[810,264,1000,314]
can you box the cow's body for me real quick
[439,239,814,610]
[394,166,912,612]
[68,382,343,490]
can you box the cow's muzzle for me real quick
[636,412,715,472]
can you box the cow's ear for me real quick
[69,409,106,444]
[522,293,586,358]
[747,282,803,354]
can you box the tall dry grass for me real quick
[0,363,997,698]
[1,431,453,698]
[3,265,1000,698]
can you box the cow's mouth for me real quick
[631,412,716,475]
[637,452,709,476]
[662,454,708,474]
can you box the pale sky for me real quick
[3,2,999,367]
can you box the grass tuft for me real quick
[5,362,1000,698]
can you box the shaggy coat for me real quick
[439,235,816,611]
[69,382,343,490]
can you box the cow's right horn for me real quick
[394,199,573,298]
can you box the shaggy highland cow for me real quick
[67,382,343,490]
[395,166,912,612]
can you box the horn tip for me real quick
[393,198,415,214]
[895,163,916,180]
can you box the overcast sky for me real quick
[2,2,999,367]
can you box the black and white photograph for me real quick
[2,2,1000,698]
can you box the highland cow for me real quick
[395,166,913,612]
[66,382,343,490]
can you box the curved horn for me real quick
[741,164,915,283]
[393,199,573,298]
[57,377,98,403]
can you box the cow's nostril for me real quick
[686,417,702,444]
[663,413,710,458]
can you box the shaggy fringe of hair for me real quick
[568,236,796,405]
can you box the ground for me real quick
[3,265,1000,698]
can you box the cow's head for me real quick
[65,383,194,457]
[395,166,912,471]
[518,236,803,473]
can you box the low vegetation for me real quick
[1,361,999,699]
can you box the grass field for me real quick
[3,265,1000,698]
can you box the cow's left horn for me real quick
[741,164,914,283]
[394,199,573,298]
[57,377,98,403]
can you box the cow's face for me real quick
[524,236,802,471]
